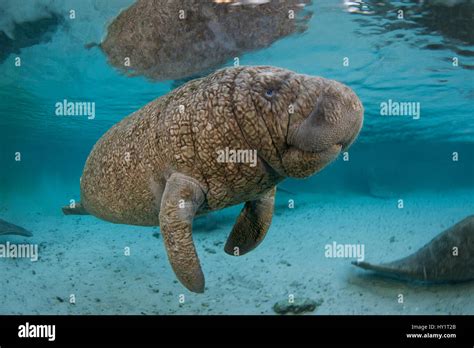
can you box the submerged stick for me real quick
[353,216,474,282]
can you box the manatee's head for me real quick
[233,66,364,178]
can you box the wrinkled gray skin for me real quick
[0,219,32,237]
[64,66,364,293]
[353,215,474,282]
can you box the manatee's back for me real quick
[80,99,170,226]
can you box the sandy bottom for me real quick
[1,188,473,315]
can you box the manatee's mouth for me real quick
[286,122,346,156]
[302,143,343,160]
[298,142,342,155]
[280,141,344,179]
[329,143,344,152]
[286,83,363,155]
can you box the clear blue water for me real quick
[0,0,473,314]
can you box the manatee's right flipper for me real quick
[62,203,89,215]
[0,218,32,237]
[353,215,474,282]
[224,186,276,256]
[159,173,206,293]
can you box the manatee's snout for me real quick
[289,78,364,154]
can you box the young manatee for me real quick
[0,218,32,237]
[353,216,474,282]
[63,66,364,292]
[100,0,311,80]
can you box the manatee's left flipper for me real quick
[159,173,206,293]
[225,186,276,256]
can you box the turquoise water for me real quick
[0,0,473,314]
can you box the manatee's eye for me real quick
[265,89,274,98]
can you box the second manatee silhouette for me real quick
[353,216,474,282]
[100,0,312,80]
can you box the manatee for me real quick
[99,0,311,80]
[353,216,474,282]
[63,66,364,292]
[0,219,32,237]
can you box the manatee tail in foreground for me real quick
[62,203,90,215]
[0,219,33,237]
[353,215,474,282]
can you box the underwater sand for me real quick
[1,188,473,315]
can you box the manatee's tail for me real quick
[352,261,395,274]
[351,260,418,280]
[352,215,474,282]
[0,218,33,237]
[62,203,90,215]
